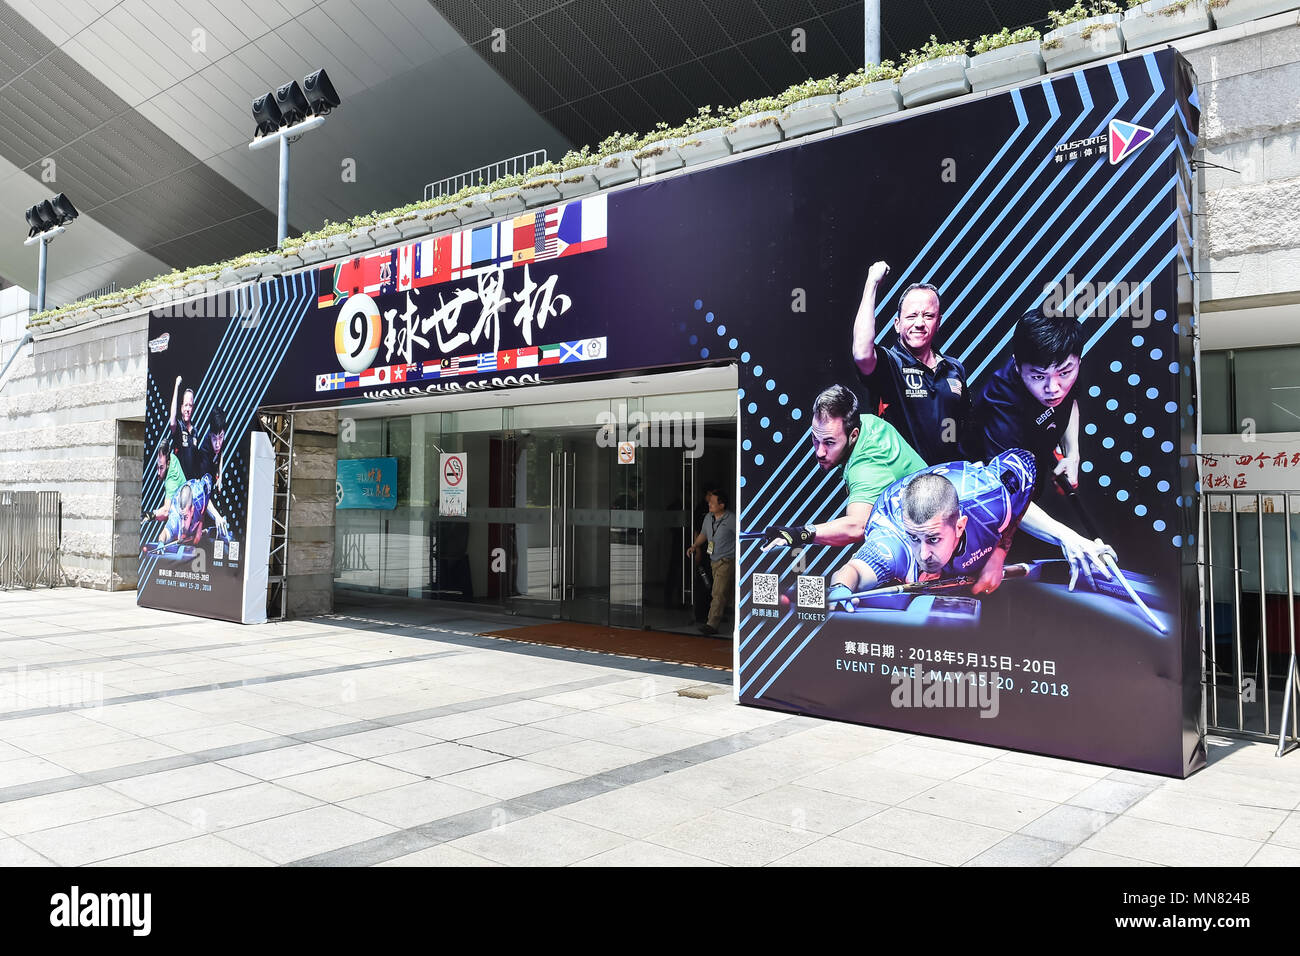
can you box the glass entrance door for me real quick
[501,404,613,626]
[636,419,737,632]
[499,391,737,630]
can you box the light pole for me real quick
[865,0,881,66]
[249,69,341,249]
[23,193,78,313]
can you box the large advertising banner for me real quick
[721,50,1200,778]
[140,273,315,620]
[141,49,1199,774]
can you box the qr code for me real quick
[213,539,225,560]
[228,541,240,561]
[752,573,780,608]
[796,575,826,610]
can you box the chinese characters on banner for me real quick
[383,264,572,367]
[1201,442,1300,496]
[336,458,398,510]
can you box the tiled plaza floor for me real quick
[0,588,1297,866]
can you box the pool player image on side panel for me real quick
[756,384,927,552]
[964,307,1085,498]
[826,448,1119,610]
[145,439,186,522]
[169,375,201,479]
[198,405,228,492]
[149,474,229,551]
[852,262,971,466]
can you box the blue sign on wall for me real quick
[336,457,397,510]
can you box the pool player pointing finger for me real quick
[853,263,971,465]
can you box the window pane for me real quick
[335,418,384,593]
[1235,346,1300,434]
[1200,350,1231,434]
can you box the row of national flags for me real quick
[315,337,608,392]
[317,194,608,309]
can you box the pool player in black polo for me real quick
[852,262,971,466]
[169,375,200,479]
[963,307,1084,499]
[197,405,228,492]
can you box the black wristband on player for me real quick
[764,525,816,547]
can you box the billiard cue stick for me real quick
[1055,473,1166,633]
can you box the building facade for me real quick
[0,10,1296,614]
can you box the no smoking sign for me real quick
[443,455,464,485]
[439,452,468,517]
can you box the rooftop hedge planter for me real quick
[779,93,840,137]
[1122,0,1211,50]
[252,252,285,273]
[558,165,598,198]
[295,238,331,264]
[394,214,426,238]
[634,138,685,175]
[316,235,350,260]
[1210,0,1300,28]
[593,151,638,187]
[899,53,971,107]
[232,260,268,280]
[183,274,218,296]
[422,199,463,226]
[677,127,731,166]
[343,230,374,253]
[486,189,525,217]
[457,195,491,224]
[966,40,1045,92]
[834,79,902,124]
[726,111,783,152]
[521,175,562,205]
[141,285,171,307]
[369,218,403,246]
[1042,14,1125,71]
[93,301,127,319]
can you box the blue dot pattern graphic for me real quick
[688,297,801,523]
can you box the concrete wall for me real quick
[0,299,148,590]
[1180,12,1300,312]
[1,295,338,606]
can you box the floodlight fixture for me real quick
[252,91,283,138]
[21,193,77,312]
[303,69,341,115]
[275,80,310,127]
[50,193,78,225]
[248,68,343,249]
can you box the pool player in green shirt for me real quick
[145,440,186,522]
[759,384,927,552]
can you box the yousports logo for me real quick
[1109,120,1153,165]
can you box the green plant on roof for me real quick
[524,159,561,177]
[838,60,902,90]
[1047,1,1122,30]
[726,95,783,123]
[778,75,840,107]
[1141,0,1194,14]
[643,106,729,142]
[592,131,642,160]
[899,35,969,72]
[972,25,1041,55]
